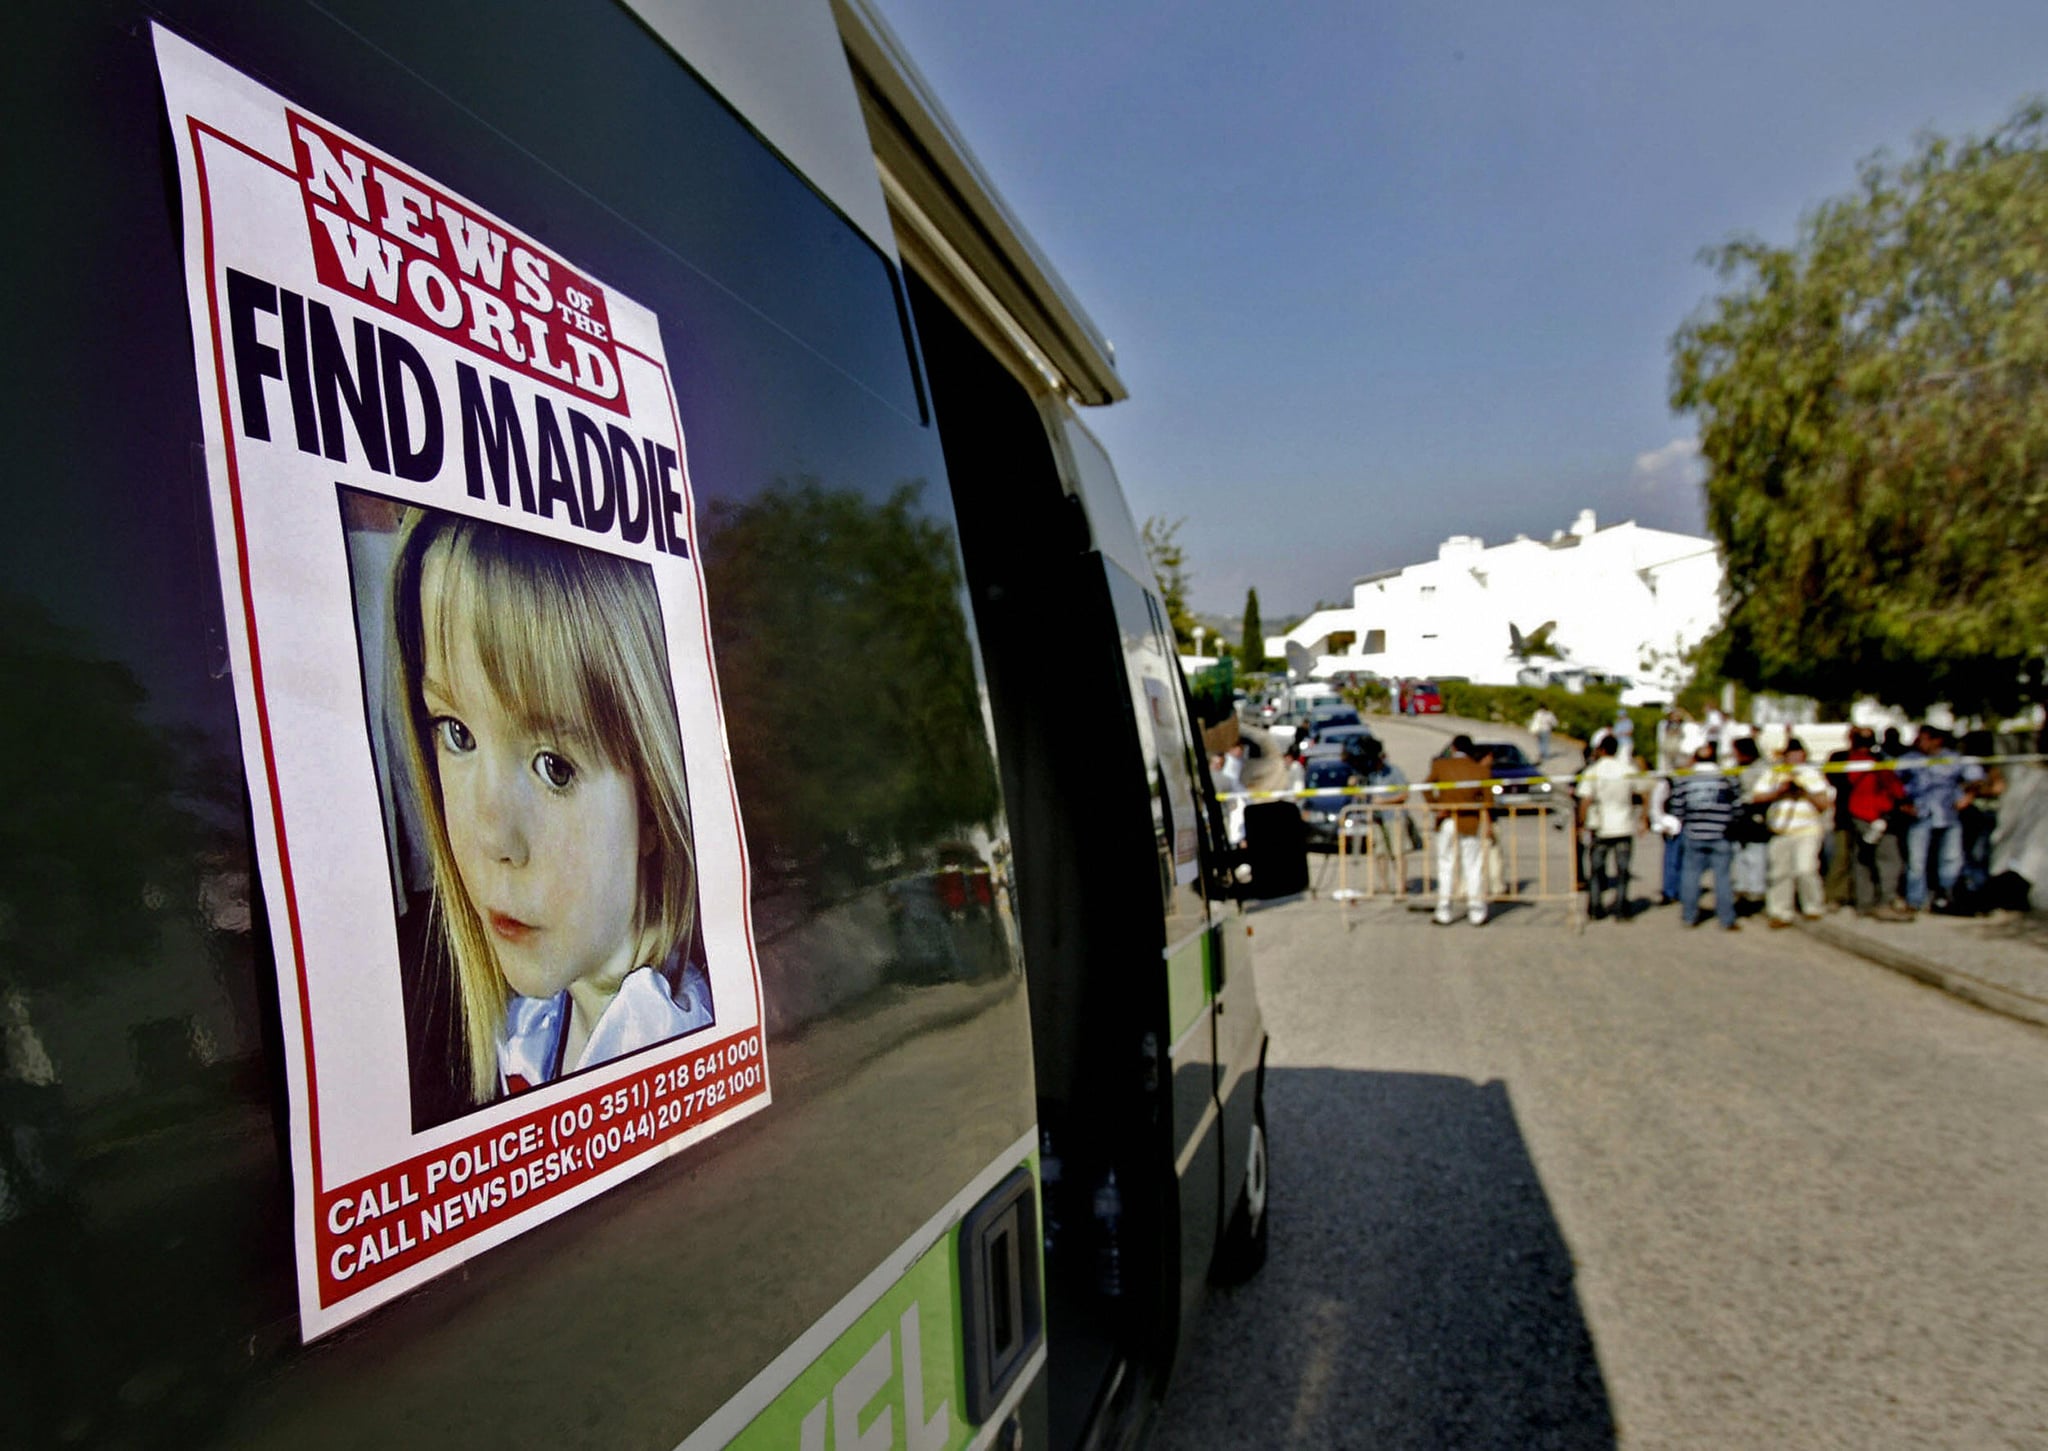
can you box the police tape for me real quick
[1213,752,2048,803]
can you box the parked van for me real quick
[3,3,1299,1446]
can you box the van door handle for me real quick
[959,1166,1044,1425]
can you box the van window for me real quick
[1106,563,1209,938]
[7,3,1026,1442]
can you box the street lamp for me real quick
[1193,625,1207,658]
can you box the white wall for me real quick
[1269,511,1724,690]
[1265,605,1356,661]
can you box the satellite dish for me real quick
[1285,642,1313,678]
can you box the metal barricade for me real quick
[1329,799,1582,922]
[1322,803,1416,900]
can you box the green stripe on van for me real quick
[1165,932,1210,1043]
[728,1154,1043,1449]
[729,1228,967,1450]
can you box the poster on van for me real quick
[154,26,771,1339]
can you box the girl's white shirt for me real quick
[498,961,713,1092]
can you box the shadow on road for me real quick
[1153,1068,1615,1450]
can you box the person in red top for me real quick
[1844,736,1911,919]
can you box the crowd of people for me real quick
[1584,717,2007,929]
[1241,705,2013,928]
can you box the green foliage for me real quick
[1437,681,1645,754]
[0,592,220,992]
[1189,657,1236,729]
[1625,706,1663,758]
[1140,515,1198,648]
[1342,680,1392,714]
[703,480,1000,885]
[1671,634,1751,721]
[1671,99,2048,714]
[1241,588,1266,669]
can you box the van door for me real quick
[1054,408,1263,1302]
[1101,564,1224,1335]
[1149,610,1265,1291]
[1209,890,1264,1235]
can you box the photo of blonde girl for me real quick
[356,496,711,1121]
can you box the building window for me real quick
[1420,585,1436,601]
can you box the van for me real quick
[3,3,1299,1446]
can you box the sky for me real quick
[874,0,2048,618]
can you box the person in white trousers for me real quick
[1426,735,1492,925]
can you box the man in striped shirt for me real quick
[1672,743,1741,930]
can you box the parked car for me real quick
[1298,758,1371,851]
[1398,679,1445,714]
[1326,669,1380,690]
[1303,723,1375,761]
[1304,705,1364,739]
[1616,677,1672,709]
[1470,741,1555,808]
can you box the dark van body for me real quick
[2,3,1272,1447]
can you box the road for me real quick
[1156,719,2048,1448]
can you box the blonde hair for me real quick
[391,510,696,1104]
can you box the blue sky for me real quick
[875,0,2048,617]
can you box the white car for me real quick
[1617,678,1673,709]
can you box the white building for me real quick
[1268,509,1723,695]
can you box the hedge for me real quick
[1434,681,1660,757]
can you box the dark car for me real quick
[1302,706,1363,742]
[1298,757,1372,851]
[1303,723,1376,761]
[1471,741,1556,808]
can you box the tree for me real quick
[0,591,219,993]
[1140,515,1198,648]
[1670,100,2048,715]
[703,480,1000,886]
[1240,588,1265,669]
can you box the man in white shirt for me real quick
[1757,737,1835,926]
[1576,735,1642,920]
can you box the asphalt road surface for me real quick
[1155,725,2048,1449]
